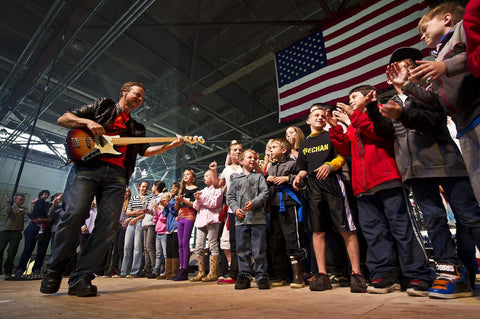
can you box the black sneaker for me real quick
[257,278,270,290]
[68,278,97,297]
[309,273,332,291]
[40,271,63,294]
[350,273,367,293]
[367,277,399,294]
[406,279,430,297]
[234,275,251,290]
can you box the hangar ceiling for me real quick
[0,0,413,186]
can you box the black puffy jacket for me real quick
[69,97,149,184]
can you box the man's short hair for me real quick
[14,193,25,199]
[418,2,465,32]
[119,81,146,98]
[349,85,376,97]
[271,137,292,158]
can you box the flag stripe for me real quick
[279,32,422,111]
[276,0,429,122]
[279,19,419,101]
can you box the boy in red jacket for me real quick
[465,0,480,77]
[328,85,434,296]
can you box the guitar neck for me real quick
[111,137,177,145]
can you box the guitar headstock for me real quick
[184,136,205,145]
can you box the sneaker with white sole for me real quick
[428,263,473,299]
[406,279,430,297]
[367,277,399,294]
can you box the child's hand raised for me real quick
[379,100,403,120]
[365,90,377,104]
[209,161,217,171]
[193,191,201,200]
[336,102,354,116]
[235,208,246,219]
[386,62,409,86]
[333,110,351,126]
[409,60,446,83]
[326,109,338,127]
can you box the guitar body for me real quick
[64,128,205,162]
[65,129,122,162]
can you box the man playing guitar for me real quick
[40,81,183,297]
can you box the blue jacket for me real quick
[162,198,178,232]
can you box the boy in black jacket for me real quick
[373,47,479,299]
[266,138,306,288]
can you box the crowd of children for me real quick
[1,1,480,300]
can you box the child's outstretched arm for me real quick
[209,161,220,188]
[381,100,446,133]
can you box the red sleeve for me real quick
[465,0,480,78]
[328,125,352,156]
[350,109,386,141]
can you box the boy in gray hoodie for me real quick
[227,149,269,290]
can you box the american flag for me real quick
[275,0,429,123]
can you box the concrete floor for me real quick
[1,276,480,319]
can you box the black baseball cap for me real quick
[389,47,423,65]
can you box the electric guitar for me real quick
[64,128,205,162]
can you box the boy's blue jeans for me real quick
[357,187,434,283]
[409,176,480,266]
[459,124,480,204]
[236,224,268,281]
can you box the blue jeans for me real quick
[47,162,126,284]
[236,224,268,281]
[409,177,480,265]
[357,187,434,283]
[121,220,144,275]
[459,124,480,203]
[153,233,167,275]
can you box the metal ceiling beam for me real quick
[112,19,324,28]
[0,0,65,105]
[0,0,157,152]
[2,0,107,113]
